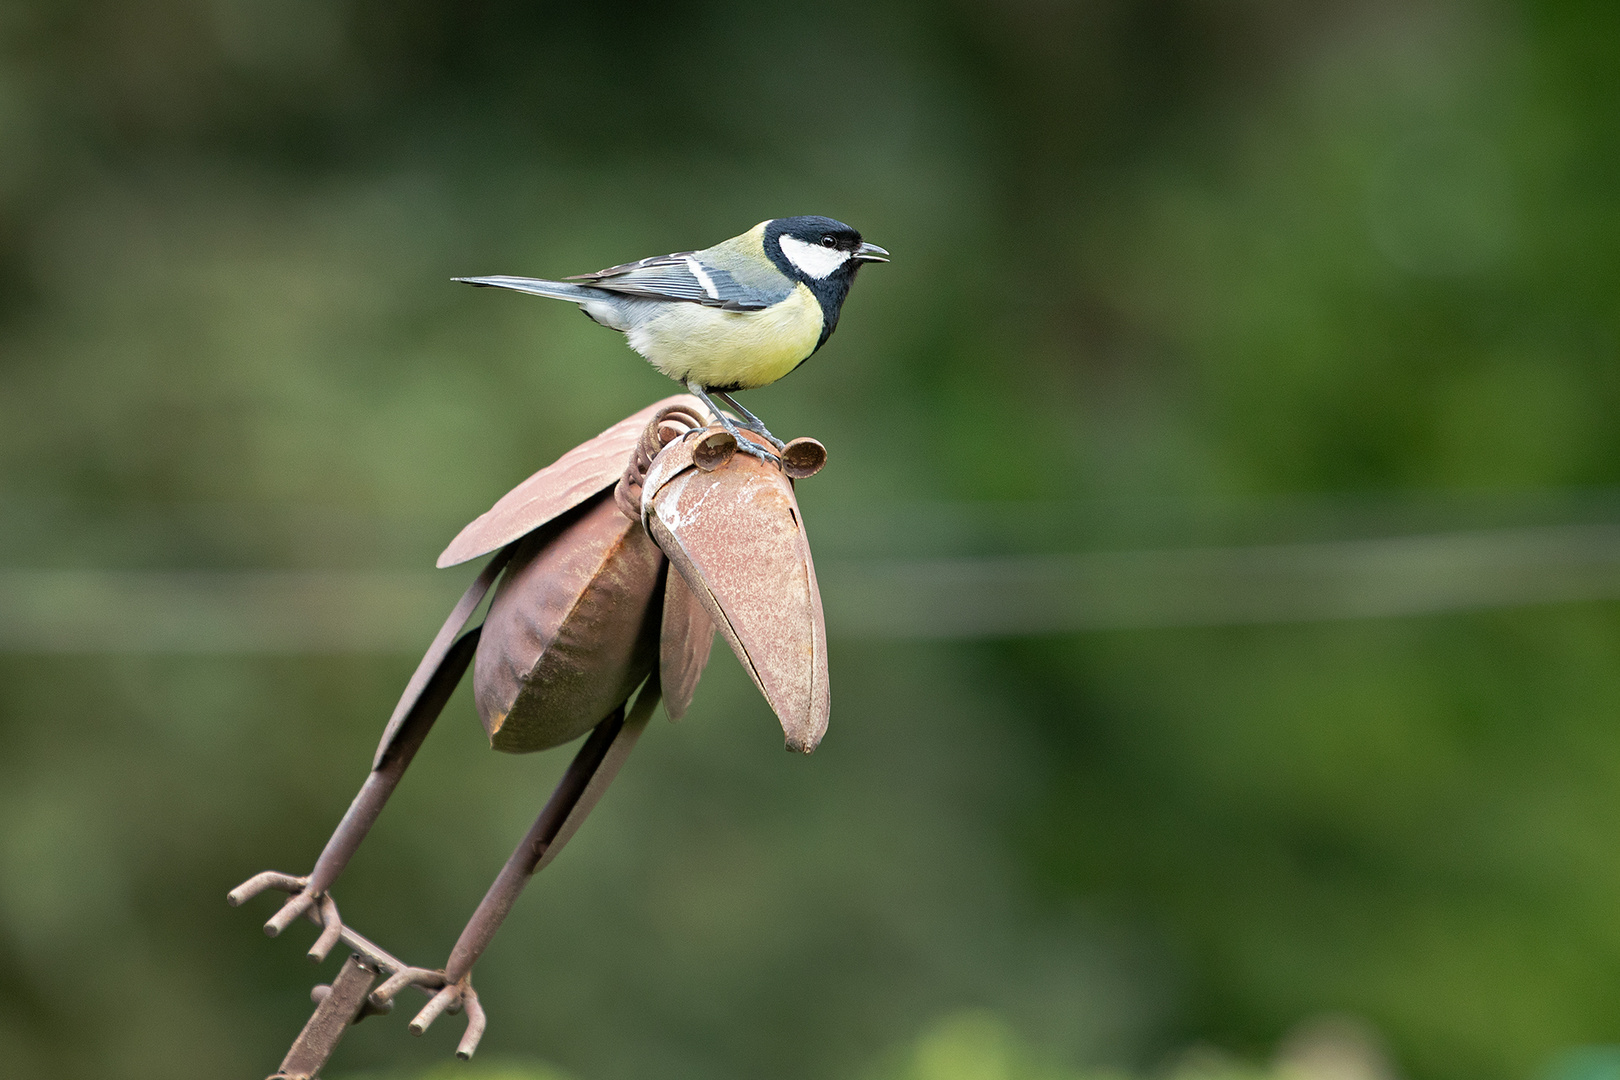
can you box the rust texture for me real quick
[475,495,663,752]
[613,400,709,518]
[271,954,377,1080]
[660,564,715,721]
[642,426,830,752]
[780,437,827,479]
[450,679,659,980]
[692,428,739,471]
[359,679,662,1059]
[233,394,829,1077]
[439,394,703,568]
[373,547,512,767]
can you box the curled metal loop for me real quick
[616,403,707,519]
[692,429,739,472]
[781,437,827,479]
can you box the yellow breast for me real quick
[625,284,823,390]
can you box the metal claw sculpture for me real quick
[229,395,829,1080]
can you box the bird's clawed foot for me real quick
[731,433,781,465]
[715,391,787,451]
[369,969,487,1059]
[733,416,786,453]
[228,871,345,962]
[686,383,782,465]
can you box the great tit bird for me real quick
[456,216,889,459]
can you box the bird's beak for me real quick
[854,242,890,263]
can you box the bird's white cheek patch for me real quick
[778,235,850,279]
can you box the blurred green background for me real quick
[3,2,1620,1079]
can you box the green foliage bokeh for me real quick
[2,3,1620,1080]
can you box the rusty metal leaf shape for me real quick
[659,566,715,722]
[232,396,834,1077]
[474,493,664,753]
[452,395,819,753]
[641,432,830,752]
[439,394,704,568]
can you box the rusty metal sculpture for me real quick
[229,395,829,1080]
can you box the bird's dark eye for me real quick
[820,235,837,248]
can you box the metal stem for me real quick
[271,955,377,1080]
[306,627,480,895]
[371,548,511,768]
[443,678,661,984]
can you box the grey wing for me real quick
[568,253,786,311]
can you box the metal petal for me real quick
[659,564,715,721]
[474,493,664,753]
[643,443,829,752]
[439,394,703,568]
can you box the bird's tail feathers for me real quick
[453,275,605,303]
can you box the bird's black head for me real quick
[764,215,888,350]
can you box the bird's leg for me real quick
[369,678,661,1059]
[686,381,779,463]
[714,391,786,451]
[230,552,510,955]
